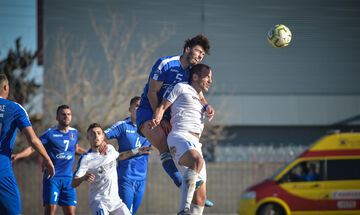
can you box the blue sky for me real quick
[0,0,42,113]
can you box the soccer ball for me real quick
[267,24,292,48]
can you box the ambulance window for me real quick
[327,159,360,180]
[279,160,324,183]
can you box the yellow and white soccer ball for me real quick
[267,24,292,48]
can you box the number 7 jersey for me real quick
[40,126,78,178]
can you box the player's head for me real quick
[0,73,9,99]
[189,64,212,92]
[56,104,72,127]
[129,96,141,121]
[183,34,210,66]
[87,123,105,149]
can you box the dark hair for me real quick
[130,96,141,106]
[56,104,70,116]
[183,34,210,55]
[87,123,103,132]
[189,64,211,83]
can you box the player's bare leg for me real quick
[141,120,169,153]
[140,120,182,187]
[61,205,76,215]
[190,183,206,214]
[44,204,57,215]
[178,149,205,213]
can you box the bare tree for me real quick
[43,11,174,134]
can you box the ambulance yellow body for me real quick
[239,132,360,215]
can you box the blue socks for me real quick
[160,152,182,187]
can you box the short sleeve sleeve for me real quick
[150,58,168,82]
[104,122,124,140]
[39,130,49,145]
[73,155,88,178]
[14,103,31,131]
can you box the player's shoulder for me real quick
[176,82,189,87]
[105,118,128,132]
[159,55,180,61]
[174,81,190,90]
[5,100,29,115]
[68,126,77,131]
[107,144,116,151]
[42,126,57,135]
[79,149,93,160]
[68,126,78,135]
[156,55,180,68]
[107,144,118,155]
[76,152,90,167]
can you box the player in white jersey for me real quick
[150,64,213,215]
[71,123,132,215]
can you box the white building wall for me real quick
[210,95,360,125]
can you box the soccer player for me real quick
[136,34,214,195]
[104,96,152,215]
[12,105,87,215]
[150,64,213,214]
[0,73,55,215]
[72,123,132,215]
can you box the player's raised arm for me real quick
[117,146,153,161]
[147,78,163,112]
[71,173,95,188]
[22,127,55,178]
[75,144,87,155]
[150,98,173,129]
[198,91,215,121]
[11,146,35,162]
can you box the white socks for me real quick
[180,168,198,212]
[190,203,204,215]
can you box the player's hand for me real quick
[160,119,172,136]
[205,105,215,121]
[98,141,108,155]
[139,146,152,155]
[149,118,161,130]
[43,158,55,179]
[83,173,95,182]
[10,154,18,163]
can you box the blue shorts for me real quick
[0,176,21,215]
[118,178,146,215]
[136,107,153,133]
[43,177,77,206]
[136,107,171,135]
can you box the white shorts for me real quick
[167,131,207,182]
[90,201,131,215]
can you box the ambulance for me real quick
[238,132,360,215]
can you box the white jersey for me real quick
[74,144,123,212]
[166,82,205,134]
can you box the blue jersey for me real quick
[139,55,190,111]
[0,98,31,176]
[104,117,150,181]
[40,126,78,178]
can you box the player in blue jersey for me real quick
[136,34,214,207]
[12,105,87,215]
[0,73,55,215]
[104,96,152,215]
